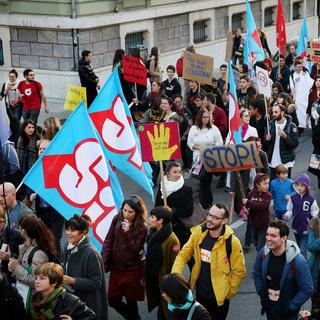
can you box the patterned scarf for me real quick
[16,135,38,173]
[30,287,66,320]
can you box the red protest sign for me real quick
[122,54,147,86]
[137,122,181,162]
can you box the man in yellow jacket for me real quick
[172,203,246,320]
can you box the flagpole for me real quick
[159,160,167,206]
[264,97,270,135]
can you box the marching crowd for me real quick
[1,28,320,320]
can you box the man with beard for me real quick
[172,204,246,320]
[253,220,313,320]
[265,105,299,180]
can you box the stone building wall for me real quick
[153,13,189,52]
[215,7,228,40]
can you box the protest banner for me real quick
[225,31,234,63]
[122,54,147,86]
[182,51,214,85]
[138,122,181,206]
[256,66,272,97]
[307,40,320,64]
[200,141,263,173]
[64,84,87,111]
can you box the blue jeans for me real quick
[253,229,267,252]
[294,233,308,260]
[22,109,40,124]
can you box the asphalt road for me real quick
[108,128,318,320]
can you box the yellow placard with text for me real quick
[64,85,87,111]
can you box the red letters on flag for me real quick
[276,0,287,57]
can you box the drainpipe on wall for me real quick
[71,0,79,71]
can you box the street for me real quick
[108,128,318,319]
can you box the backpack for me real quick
[176,57,183,77]
[27,246,61,266]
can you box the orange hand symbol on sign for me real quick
[147,123,178,161]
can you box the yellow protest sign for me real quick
[64,85,87,111]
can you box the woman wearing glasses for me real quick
[102,195,148,320]
[187,109,223,209]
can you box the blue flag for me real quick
[89,67,154,198]
[296,16,309,58]
[244,0,265,69]
[23,102,123,252]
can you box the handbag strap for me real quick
[187,302,200,320]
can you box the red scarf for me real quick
[241,123,249,140]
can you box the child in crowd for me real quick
[283,173,319,259]
[269,164,294,220]
[243,173,273,252]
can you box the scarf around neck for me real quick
[161,175,184,198]
[168,289,194,312]
[241,123,249,140]
[30,287,66,320]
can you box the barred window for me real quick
[125,32,147,55]
[265,6,275,27]
[193,20,210,44]
[232,13,245,32]
[293,1,302,20]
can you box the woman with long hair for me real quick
[161,273,211,320]
[160,96,182,123]
[102,195,148,320]
[62,214,108,320]
[144,96,163,123]
[16,119,40,175]
[41,116,61,141]
[8,214,57,289]
[28,262,96,320]
[187,109,223,208]
[307,76,320,128]
[155,162,193,247]
[148,46,162,83]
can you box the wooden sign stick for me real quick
[159,160,167,207]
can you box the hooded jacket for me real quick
[245,173,273,230]
[286,173,319,234]
[265,115,299,165]
[254,240,313,318]
[172,224,246,306]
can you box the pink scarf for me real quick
[241,123,249,140]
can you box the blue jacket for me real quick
[269,177,294,212]
[253,240,313,318]
[307,228,320,290]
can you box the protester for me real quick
[186,80,204,120]
[217,64,228,93]
[269,164,294,221]
[147,47,162,83]
[187,109,223,209]
[258,29,272,57]
[249,98,268,143]
[159,96,182,123]
[8,214,56,296]
[0,69,21,121]
[143,96,163,123]
[130,47,147,101]
[276,92,299,128]
[0,182,33,229]
[237,75,251,108]
[232,28,245,65]
[155,162,193,247]
[242,173,272,252]
[270,55,290,92]
[145,206,180,319]
[285,44,296,68]
[253,220,313,320]
[160,273,212,320]
[265,104,299,180]
[283,173,319,259]
[63,214,108,320]
[16,119,40,175]
[290,60,314,132]
[41,116,61,141]
[163,65,181,98]
[28,262,96,320]
[307,217,320,319]
[172,203,246,320]
[18,68,49,124]
[78,50,100,107]
[102,195,148,320]
[136,80,163,113]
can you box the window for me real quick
[264,6,276,27]
[125,32,148,57]
[193,19,210,44]
[232,13,245,32]
[293,1,302,20]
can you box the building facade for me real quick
[0,0,318,111]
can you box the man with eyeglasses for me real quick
[172,203,246,320]
[17,68,49,124]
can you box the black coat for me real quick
[265,116,299,164]
[62,238,108,320]
[270,65,291,92]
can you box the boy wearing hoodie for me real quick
[283,173,319,259]
[243,173,273,252]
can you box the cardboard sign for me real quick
[225,31,234,62]
[256,66,272,97]
[137,122,181,162]
[307,40,320,64]
[200,141,263,172]
[64,85,87,111]
[122,54,147,86]
[182,51,214,85]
